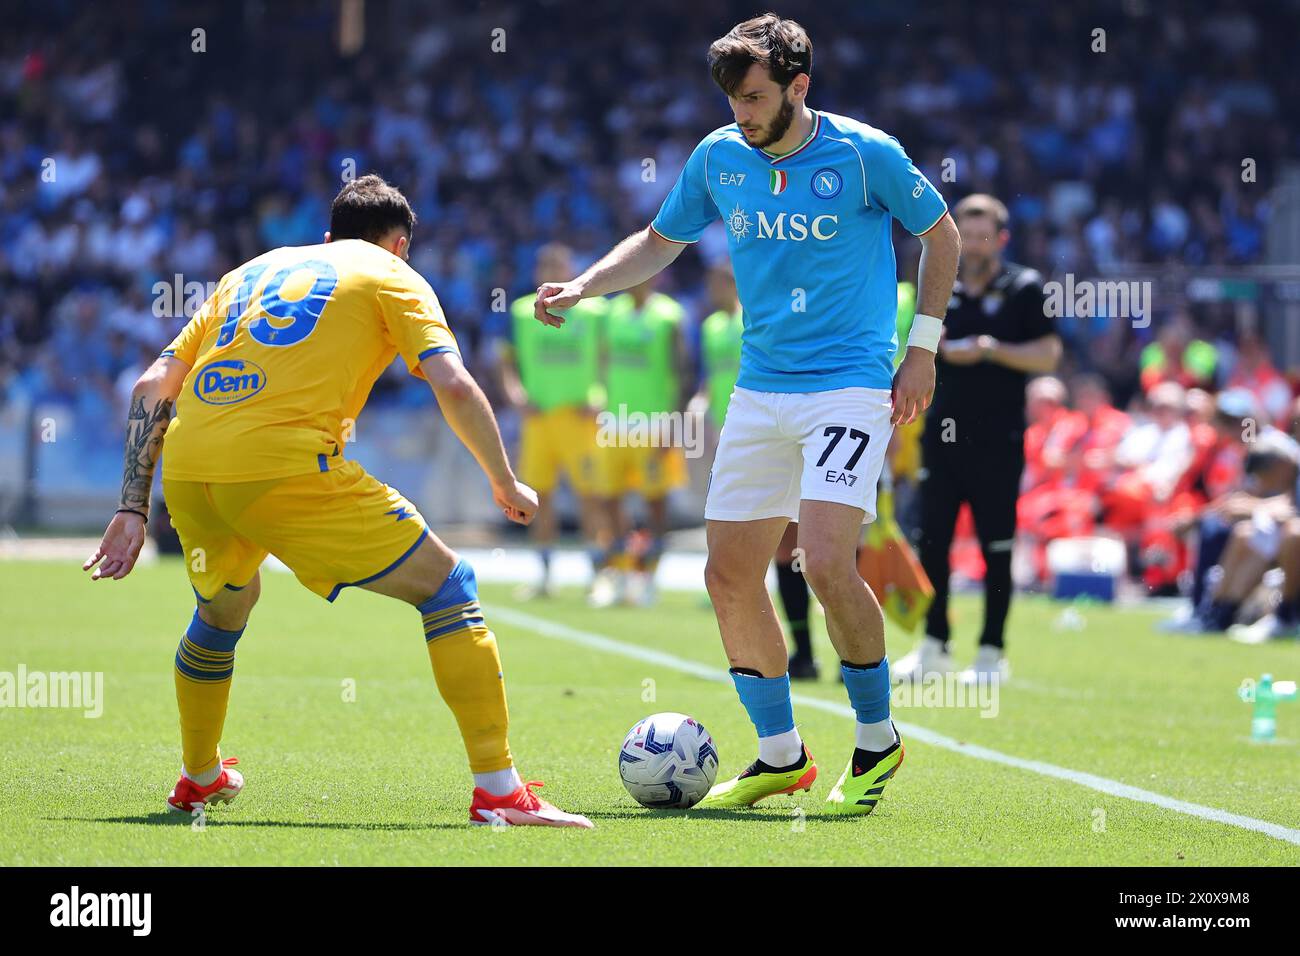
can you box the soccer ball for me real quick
[618,712,719,809]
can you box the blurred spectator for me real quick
[1018,374,1134,580]
[1069,375,1132,492]
[1104,382,1195,526]
[1165,424,1300,635]
[1224,327,1292,427]
[1138,312,1218,394]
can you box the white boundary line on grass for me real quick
[489,605,1300,848]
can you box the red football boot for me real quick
[167,757,244,814]
[469,780,593,828]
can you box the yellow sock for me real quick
[426,628,513,773]
[419,561,512,774]
[173,610,243,778]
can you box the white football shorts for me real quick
[704,386,894,524]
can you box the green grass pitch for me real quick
[2,557,1297,866]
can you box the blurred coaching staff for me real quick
[897,194,1061,684]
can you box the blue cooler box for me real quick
[1052,571,1115,602]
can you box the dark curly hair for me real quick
[708,13,812,96]
[329,174,416,243]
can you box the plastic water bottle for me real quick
[1239,674,1297,742]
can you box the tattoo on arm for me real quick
[119,395,173,513]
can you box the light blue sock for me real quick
[840,658,891,723]
[729,670,795,736]
[841,658,897,752]
[730,670,802,766]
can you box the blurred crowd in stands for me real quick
[1009,366,1300,637]
[2,0,1298,613]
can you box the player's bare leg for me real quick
[704,516,793,676]
[363,533,592,828]
[582,492,615,593]
[168,573,261,814]
[696,516,818,809]
[796,499,905,814]
[590,495,630,607]
[773,522,800,564]
[360,532,458,603]
[577,492,599,555]
[796,500,884,665]
[1233,518,1300,642]
[198,573,261,631]
[1205,519,1276,636]
[577,491,607,586]
[632,494,671,606]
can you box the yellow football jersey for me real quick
[160,239,457,482]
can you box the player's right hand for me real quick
[534,282,583,327]
[83,510,148,581]
[493,478,539,526]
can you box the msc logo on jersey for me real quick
[194,359,267,405]
[810,168,842,199]
[727,205,840,243]
[726,204,755,240]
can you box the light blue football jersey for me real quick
[652,110,947,393]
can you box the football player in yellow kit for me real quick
[82,175,591,828]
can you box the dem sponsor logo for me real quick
[194,359,267,406]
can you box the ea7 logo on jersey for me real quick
[719,172,746,186]
[825,470,859,486]
[194,358,267,406]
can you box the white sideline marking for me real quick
[489,605,1300,847]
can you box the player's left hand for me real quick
[83,510,148,581]
[891,348,935,426]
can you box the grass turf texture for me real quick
[1,557,1297,866]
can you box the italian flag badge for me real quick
[769,169,788,195]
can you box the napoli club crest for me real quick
[811,168,842,199]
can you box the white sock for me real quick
[474,766,523,796]
[855,718,898,753]
[183,763,222,787]
[757,727,804,768]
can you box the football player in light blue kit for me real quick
[536,14,961,814]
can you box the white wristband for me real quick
[907,313,944,352]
